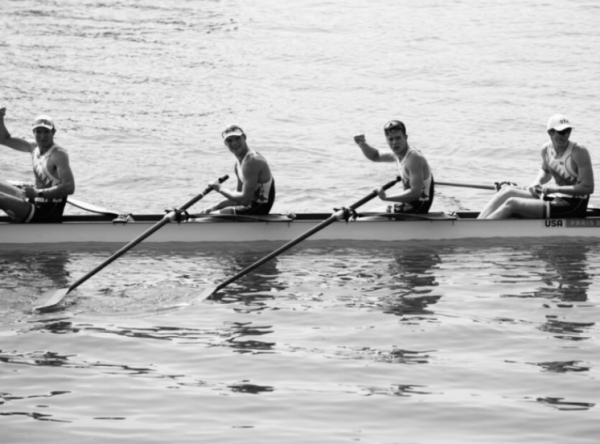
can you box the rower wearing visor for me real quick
[354,119,434,214]
[0,107,75,223]
[198,125,275,215]
[478,114,594,219]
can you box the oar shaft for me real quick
[213,215,336,293]
[68,176,228,293]
[211,176,400,295]
[67,217,172,292]
[436,181,496,191]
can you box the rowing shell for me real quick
[2,211,600,245]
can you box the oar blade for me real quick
[34,288,71,312]
[199,286,219,301]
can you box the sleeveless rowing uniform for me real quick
[541,141,589,218]
[24,144,67,223]
[233,150,275,215]
[394,145,434,214]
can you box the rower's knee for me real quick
[497,187,522,199]
[503,197,522,211]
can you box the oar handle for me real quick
[68,175,229,292]
[178,175,229,212]
[210,176,401,295]
[436,181,496,191]
[351,176,401,209]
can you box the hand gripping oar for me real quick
[34,175,229,312]
[436,181,517,191]
[199,176,401,300]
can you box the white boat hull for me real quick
[2,212,600,245]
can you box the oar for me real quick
[436,181,496,190]
[436,180,519,191]
[199,176,401,300]
[34,175,229,312]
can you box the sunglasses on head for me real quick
[553,128,571,136]
[384,121,406,135]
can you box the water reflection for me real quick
[0,250,71,289]
[220,322,275,355]
[379,248,442,317]
[498,242,593,302]
[533,243,592,303]
[0,250,71,313]
[227,382,274,394]
[212,247,287,305]
[538,318,595,341]
[535,396,595,411]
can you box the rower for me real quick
[198,125,275,215]
[0,107,75,223]
[354,119,434,214]
[478,114,594,219]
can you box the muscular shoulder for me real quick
[572,142,592,162]
[405,146,428,168]
[48,145,72,166]
[242,150,271,182]
[572,142,590,153]
[243,151,270,171]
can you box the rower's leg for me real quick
[486,197,545,220]
[0,179,26,198]
[0,192,33,221]
[478,187,531,219]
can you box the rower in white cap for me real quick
[0,107,75,223]
[478,114,594,219]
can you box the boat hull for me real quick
[2,212,600,245]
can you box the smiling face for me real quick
[548,128,571,151]
[33,127,55,150]
[223,134,248,158]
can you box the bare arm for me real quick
[47,150,76,197]
[353,134,395,162]
[201,157,265,213]
[542,146,594,196]
[203,175,242,212]
[21,149,76,199]
[217,159,261,206]
[377,155,426,202]
[0,107,34,153]
[524,168,552,198]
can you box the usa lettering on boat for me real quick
[545,219,563,228]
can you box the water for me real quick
[1,0,600,442]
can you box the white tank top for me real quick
[31,145,61,188]
[395,145,432,201]
[235,150,274,204]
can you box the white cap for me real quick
[221,125,245,140]
[547,114,572,131]
[32,115,55,131]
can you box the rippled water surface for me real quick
[2,0,600,443]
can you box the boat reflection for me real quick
[210,247,287,306]
[379,248,442,317]
[527,241,595,341]
[533,242,592,303]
